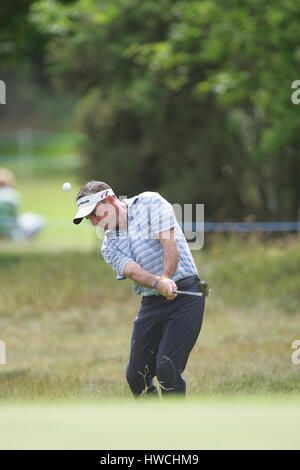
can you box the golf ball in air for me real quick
[63,182,72,192]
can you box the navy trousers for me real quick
[126,281,205,397]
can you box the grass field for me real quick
[0,131,82,177]
[0,236,299,401]
[0,153,300,448]
[17,176,96,249]
[0,130,95,249]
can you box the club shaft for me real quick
[173,290,203,297]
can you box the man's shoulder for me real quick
[138,191,163,199]
[131,191,166,205]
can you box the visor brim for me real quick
[73,202,97,225]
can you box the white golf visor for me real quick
[73,188,115,225]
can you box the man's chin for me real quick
[103,223,116,231]
[96,221,116,231]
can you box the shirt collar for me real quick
[123,195,139,208]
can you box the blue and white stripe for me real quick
[101,191,198,296]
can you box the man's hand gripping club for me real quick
[154,276,178,300]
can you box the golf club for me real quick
[173,290,204,297]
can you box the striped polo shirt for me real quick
[101,191,198,296]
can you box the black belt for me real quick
[176,275,200,289]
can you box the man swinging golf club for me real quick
[73,181,205,397]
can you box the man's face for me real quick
[85,198,118,230]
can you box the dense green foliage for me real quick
[0,0,75,127]
[2,0,300,220]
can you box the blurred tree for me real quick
[0,0,48,80]
[30,0,300,220]
[0,0,76,126]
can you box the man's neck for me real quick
[116,201,128,231]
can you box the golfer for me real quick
[73,181,205,397]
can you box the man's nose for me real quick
[91,216,99,226]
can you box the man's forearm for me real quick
[123,237,179,286]
[123,260,157,288]
[162,240,179,279]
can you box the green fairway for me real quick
[0,131,96,250]
[0,397,299,450]
[0,131,82,177]
[0,176,97,251]
[19,177,96,250]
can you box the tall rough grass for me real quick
[0,234,299,399]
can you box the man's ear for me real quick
[105,195,116,204]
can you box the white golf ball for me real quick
[63,182,72,192]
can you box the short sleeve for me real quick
[101,242,132,279]
[148,194,176,237]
